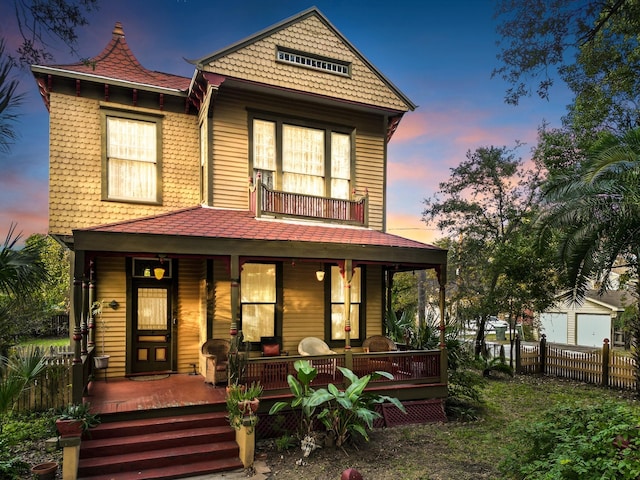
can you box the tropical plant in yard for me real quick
[269,360,319,439]
[0,225,48,355]
[0,347,46,426]
[308,367,406,448]
[500,402,640,479]
[537,127,640,391]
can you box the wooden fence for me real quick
[516,335,637,391]
[10,346,74,413]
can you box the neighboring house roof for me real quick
[74,206,446,266]
[546,290,632,313]
[189,7,416,113]
[584,290,632,312]
[31,22,190,94]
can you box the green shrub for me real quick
[500,401,640,479]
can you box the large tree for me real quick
[536,127,640,388]
[494,0,640,135]
[423,144,558,354]
[0,40,23,154]
[0,0,97,153]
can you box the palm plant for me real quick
[537,127,640,390]
[0,346,46,432]
[0,225,48,355]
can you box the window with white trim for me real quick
[103,113,161,203]
[251,117,352,199]
[241,263,277,343]
[330,265,362,341]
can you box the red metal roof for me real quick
[81,206,440,250]
[47,22,190,91]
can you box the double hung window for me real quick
[103,112,162,203]
[240,263,278,343]
[251,116,352,199]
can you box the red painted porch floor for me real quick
[85,374,226,415]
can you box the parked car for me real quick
[484,317,508,332]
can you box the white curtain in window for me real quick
[331,305,360,340]
[331,133,350,199]
[253,119,276,171]
[241,264,276,302]
[137,288,167,330]
[330,266,361,303]
[107,117,157,201]
[282,124,324,195]
[242,304,275,342]
[241,263,276,342]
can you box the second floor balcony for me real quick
[250,176,368,227]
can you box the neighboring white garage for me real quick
[539,312,568,344]
[537,290,629,348]
[576,314,611,348]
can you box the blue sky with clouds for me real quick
[0,0,572,244]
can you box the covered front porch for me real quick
[85,347,448,426]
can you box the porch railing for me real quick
[250,177,368,227]
[247,349,442,393]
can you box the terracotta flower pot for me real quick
[31,461,58,480]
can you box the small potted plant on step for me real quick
[56,402,100,438]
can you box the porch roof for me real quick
[73,206,447,267]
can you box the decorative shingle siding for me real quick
[48,93,199,236]
[203,15,409,112]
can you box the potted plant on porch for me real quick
[55,402,100,438]
[226,380,263,468]
[91,300,110,370]
[225,381,263,430]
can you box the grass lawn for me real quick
[14,337,69,349]
[265,374,640,479]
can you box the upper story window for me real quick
[251,116,353,199]
[102,111,162,204]
[276,47,350,77]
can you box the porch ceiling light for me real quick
[316,266,325,282]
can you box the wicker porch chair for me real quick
[298,337,337,379]
[201,339,230,385]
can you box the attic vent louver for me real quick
[276,47,350,77]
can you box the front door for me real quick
[132,284,172,374]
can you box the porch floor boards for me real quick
[85,374,226,415]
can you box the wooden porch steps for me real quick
[78,411,244,480]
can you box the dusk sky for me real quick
[0,0,572,245]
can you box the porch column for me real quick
[81,276,88,355]
[436,264,448,380]
[87,261,95,348]
[343,259,353,350]
[230,255,240,337]
[71,250,86,404]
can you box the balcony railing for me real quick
[250,177,368,227]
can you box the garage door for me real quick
[539,313,568,344]
[576,314,610,347]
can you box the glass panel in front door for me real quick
[134,287,170,373]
